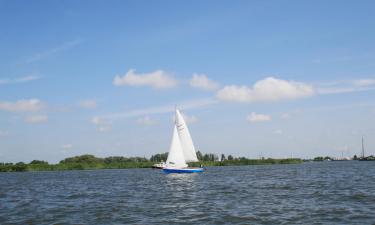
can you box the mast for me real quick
[361,136,365,159]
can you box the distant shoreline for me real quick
[0,154,303,172]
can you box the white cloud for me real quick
[189,73,220,91]
[0,75,40,85]
[99,98,217,120]
[0,130,9,137]
[353,79,375,87]
[316,78,375,95]
[0,99,45,112]
[97,126,111,132]
[246,112,272,122]
[24,115,48,123]
[180,112,198,124]
[113,69,177,89]
[217,77,315,103]
[317,87,357,94]
[91,116,109,125]
[15,75,40,83]
[91,116,112,132]
[274,129,283,134]
[24,39,83,64]
[79,100,97,109]
[280,113,290,119]
[312,59,321,64]
[136,116,158,125]
[61,144,73,149]
[172,112,198,124]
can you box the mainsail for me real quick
[175,109,199,162]
[166,125,188,168]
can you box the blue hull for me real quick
[163,168,204,174]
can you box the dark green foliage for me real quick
[221,154,226,161]
[196,151,203,161]
[149,153,168,162]
[189,158,303,167]
[60,154,104,164]
[30,160,48,165]
[202,153,218,161]
[0,162,28,172]
[313,156,332,161]
[196,151,218,161]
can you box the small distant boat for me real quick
[152,162,166,169]
[163,109,204,174]
[358,136,375,161]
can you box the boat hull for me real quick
[152,163,166,169]
[163,167,204,174]
[152,165,165,169]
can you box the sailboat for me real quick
[162,109,204,174]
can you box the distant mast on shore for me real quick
[361,136,365,159]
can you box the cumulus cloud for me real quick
[217,77,315,103]
[113,69,177,89]
[246,112,271,122]
[0,75,40,85]
[0,99,45,112]
[189,73,220,91]
[79,100,97,109]
[24,115,48,123]
[136,116,158,125]
[91,116,112,132]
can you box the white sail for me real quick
[175,109,199,162]
[166,125,188,168]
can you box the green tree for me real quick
[30,160,48,165]
[150,152,168,162]
[196,151,203,161]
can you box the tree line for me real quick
[0,152,302,172]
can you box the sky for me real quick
[1,0,375,163]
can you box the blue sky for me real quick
[1,0,375,163]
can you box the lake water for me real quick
[1,161,375,224]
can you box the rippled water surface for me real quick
[1,161,375,224]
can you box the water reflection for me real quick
[161,173,202,218]
[164,173,199,192]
